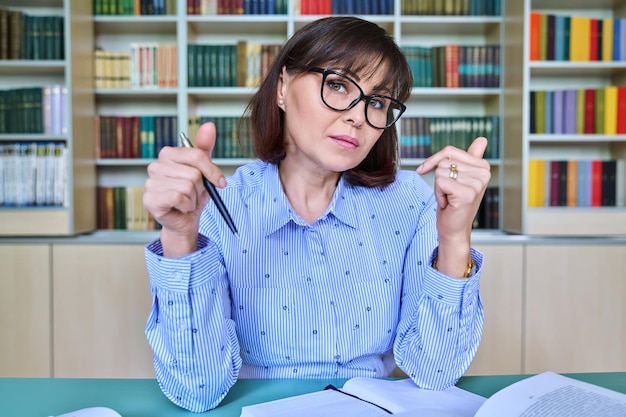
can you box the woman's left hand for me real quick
[416,137,491,244]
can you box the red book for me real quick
[445,44,459,88]
[584,88,596,134]
[530,12,541,60]
[617,86,626,133]
[550,160,560,206]
[591,159,603,206]
[589,18,599,61]
[130,116,140,159]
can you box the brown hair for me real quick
[244,16,413,187]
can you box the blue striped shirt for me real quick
[145,160,484,412]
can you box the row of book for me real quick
[188,42,280,88]
[403,44,500,88]
[96,180,500,231]
[185,0,500,16]
[0,85,67,135]
[474,186,499,230]
[0,9,64,60]
[187,0,289,14]
[95,115,178,159]
[527,159,621,207]
[300,0,394,15]
[97,186,159,230]
[530,12,626,62]
[95,179,501,232]
[401,0,500,16]
[188,116,253,159]
[399,116,499,159]
[530,86,626,135]
[94,0,176,15]
[94,44,178,89]
[0,142,66,207]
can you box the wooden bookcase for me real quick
[0,0,96,236]
[502,0,626,236]
[92,0,504,232]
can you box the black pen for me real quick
[178,132,239,237]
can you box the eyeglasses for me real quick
[309,67,406,130]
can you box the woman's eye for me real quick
[327,80,345,92]
[369,98,385,109]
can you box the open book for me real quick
[240,372,626,417]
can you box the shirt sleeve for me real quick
[393,192,484,390]
[144,234,242,412]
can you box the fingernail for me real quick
[218,176,227,188]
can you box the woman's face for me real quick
[277,65,391,176]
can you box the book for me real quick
[240,372,626,417]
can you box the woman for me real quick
[143,16,491,412]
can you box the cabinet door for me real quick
[52,244,154,378]
[0,244,51,377]
[525,244,626,373]
[466,244,523,375]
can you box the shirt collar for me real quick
[261,163,359,236]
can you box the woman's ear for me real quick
[276,66,287,109]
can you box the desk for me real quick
[1,373,625,417]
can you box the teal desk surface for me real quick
[1,373,625,416]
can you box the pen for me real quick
[178,132,239,237]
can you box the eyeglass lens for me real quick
[320,71,403,129]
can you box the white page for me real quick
[342,377,486,416]
[474,372,626,417]
[240,389,392,417]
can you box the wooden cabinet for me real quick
[524,243,626,373]
[52,243,154,378]
[466,243,524,375]
[0,244,51,377]
[3,239,626,378]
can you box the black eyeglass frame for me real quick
[308,67,407,130]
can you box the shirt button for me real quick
[173,272,183,282]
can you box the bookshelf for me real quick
[503,0,626,236]
[92,0,504,232]
[0,0,95,236]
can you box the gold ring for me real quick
[449,164,458,180]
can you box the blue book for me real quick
[577,160,591,206]
[554,15,565,61]
[563,89,577,134]
[552,90,564,134]
[621,18,626,60]
[613,18,621,60]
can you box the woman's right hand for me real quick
[143,122,226,257]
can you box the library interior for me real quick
[0,0,625,415]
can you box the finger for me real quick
[467,136,488,158]
[194,122,228,188]
[195,122,217,155]
[147,159,209,201]
[417,137,489,175]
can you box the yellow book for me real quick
[602,18,614,62]
[528,159,546,207]
[604,85,618,134]
[569,16,590,61]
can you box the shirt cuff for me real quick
[422,248,483,305]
